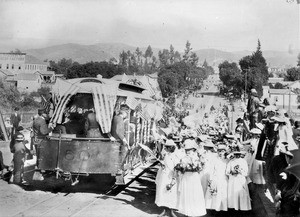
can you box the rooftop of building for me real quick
[25,55,47,65]
[0,69,14,76]
[6,73,40,81]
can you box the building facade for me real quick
[0,53,48,74]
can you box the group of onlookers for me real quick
[154,132,254,217]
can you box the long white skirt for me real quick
[155,168,178,209]
[177,172,206,216]
[227,174,252,211]
[205,175,228,211]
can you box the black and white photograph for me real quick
[0,0,300,216]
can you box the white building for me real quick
[263,86,298,112]
[0,53,48,74]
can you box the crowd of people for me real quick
[153,88,300,217]
[1,86,300,217]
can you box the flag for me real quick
[41,95,50,113]
[125,95,139,110]
[92,84,118,133]
[195,127,203,136]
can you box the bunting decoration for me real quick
[125,95,139,110]
[92,85,118,133]
[50,85,80,124]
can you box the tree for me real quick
[144,45,153,61]
[49,58,75,76]
[274,82,285,89]
[190,52,199,67]
[158,49,170,67]
[119,50,128,67]
[183,40,192,63]
[219,61,244,98]
[9,49,22,54]
[66,61,124,79]
[285,67,300,81]
[297,53,300,67]
[174,51,181,63]
[202,59,215,75]
[239,40,268,97]
[169,44,175,65]
[158,70,180,97]
[135,47,143,66]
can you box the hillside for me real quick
[25,43,297,67]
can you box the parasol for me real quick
[285,149,300,180]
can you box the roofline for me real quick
[0,52,26,55]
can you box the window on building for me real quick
[6,64,9,69]
[12,64,14,69]
[19,65,21,70]
[0,64,1,69]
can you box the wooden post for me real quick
[0,111,8,141]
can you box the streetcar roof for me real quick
[54,77,152,101]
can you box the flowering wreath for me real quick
[175,154,205,173]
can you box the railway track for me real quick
[6,161,158,217]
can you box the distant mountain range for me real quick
[25,43,298,68]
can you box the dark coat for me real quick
[33,116,51,139]
[10,113,21,129]
[111,115,125,141]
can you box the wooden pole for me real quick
[0,111,8,141]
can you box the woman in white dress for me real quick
[226,151,252,211]
[242,127,266,185]
[176,139,206,217]
[155,139,180,217]
[205,144,228,211]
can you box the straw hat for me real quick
[165,139,176,147]
[203,140,215,148]
[184,139,198,150]
[265,105,277,113]
[250,128,262,135]
[217,144,227,150]
[15,134,24,141]
[271,114,285,123]
[279,142,294,158]
[225,134,237,140]
[251,89,257,94]
[255,123,264,131]
[197,134,209,142]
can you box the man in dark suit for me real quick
[12,134,26,184]
[10,107,21,136]
[111,109,130,184]
[111,110,129,148]
[32,108,53,167]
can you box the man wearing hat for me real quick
[292,120,300,148]
[32,108,53,166]
[269,142,294,193]
[10,107,21,136]
[111,108,130,184]
[247,88,261,129]
[12,134,27,184]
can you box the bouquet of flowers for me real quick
[175,154,205,173]
[230,165,241,176]
[207,179,218,196]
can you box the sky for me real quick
[0,0,299,52]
